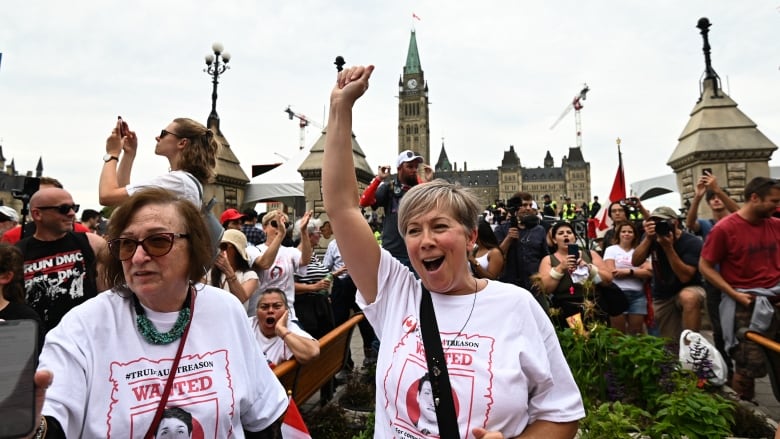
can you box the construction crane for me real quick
[284,106,323,150]
[549,84,590,149]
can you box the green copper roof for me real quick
[404,30,422,75]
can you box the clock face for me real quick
[407,79,417,90]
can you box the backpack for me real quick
[184,173,223,266]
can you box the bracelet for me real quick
[226,276,237,282]
[280,330,292,340]
[34,416,47,439]
[629,269,635,277]
[549,267,564,280]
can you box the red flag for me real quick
[598,146,626,231]
[282,396,312,439]
[412,13,421,21]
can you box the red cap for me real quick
[220,208,245,224]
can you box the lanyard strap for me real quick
[419,285,461,439]
[144,287,196,439]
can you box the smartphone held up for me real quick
[0,319,39,439]
[117,116,128,137]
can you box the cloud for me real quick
[0,0,777,212]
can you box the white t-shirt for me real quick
[206,269,260,315]
[603,245,645,291]
[246,244,306,320]
[126,170,201,207]
[249,317,315,367]
[357,251,585,437]
[38,285,287,438]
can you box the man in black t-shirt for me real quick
[632,206,704,341]
[15,188,106,333]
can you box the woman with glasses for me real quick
[99,117,219,208]
[206,229,259,314]
[30,188,287,438]
[250,288,319,368]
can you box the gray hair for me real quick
[397,179,481,237]
[292,217,322,242]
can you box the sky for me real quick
[1,1,779,214]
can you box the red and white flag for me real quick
[597,144,627,231]
[281,396,311,439]
[412,13,421,21]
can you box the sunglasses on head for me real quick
[108,232,188,261]
[37,204,80,215]
[160,129,183,139]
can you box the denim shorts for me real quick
[622,288,647,315]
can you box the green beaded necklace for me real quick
[133,287,192,345]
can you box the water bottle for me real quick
[319,273,333,296]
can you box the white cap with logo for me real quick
[395,150,423,169]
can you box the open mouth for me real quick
[265,317,276,325]
[563,239,570,244]
[422,256,444,271]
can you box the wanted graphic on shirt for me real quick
[383,318,492,438]
[108,350,236,438]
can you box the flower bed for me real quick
[560,324,775,438]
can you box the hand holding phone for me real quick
[0,319,39,438]
[117,116,128,138]
[702,168,712,176]
[567,243,580,262]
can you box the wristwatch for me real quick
[103,154,119,163]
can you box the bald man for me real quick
[15,187,107,333]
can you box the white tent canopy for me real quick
[244,147,308,205]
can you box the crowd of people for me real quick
[0,80,777,438]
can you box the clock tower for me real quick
[398,29,430,164]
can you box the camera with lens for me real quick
[11,176,40,203]
[654,219,672,236]
[619,197,639,207]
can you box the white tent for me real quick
[244,147,308,205]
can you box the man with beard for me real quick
[494,192,549,308]
[250,288,319,368]
[359,150,433,271]
[699,176,780,402]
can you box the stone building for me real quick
[668,18,776,217]
[0,144,42,212]
[399,29,591,210]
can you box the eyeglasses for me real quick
[108,232,188,261]
[160,129,183,139]
[258,302,285,311]
[37,204,80,215]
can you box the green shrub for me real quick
[559,324,737,438]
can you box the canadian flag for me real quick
[597,144,627,231]
[281,396,311,439]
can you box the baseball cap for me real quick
[220,208,245,224]
[649,206,677,220]
[395,150,423,168]
[0,206,19,222]
[220,229,249,262]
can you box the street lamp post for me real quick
[204,42,231,124]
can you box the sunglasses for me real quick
[268,220,292,229]
[108,232,188,261]
[37,204,80,215]
[160,129,184,139]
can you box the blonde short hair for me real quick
[397,179,480,237]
